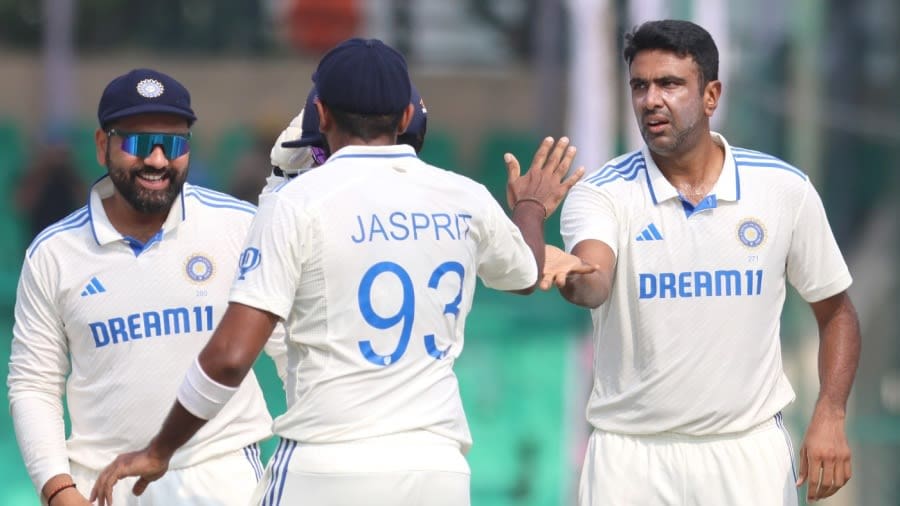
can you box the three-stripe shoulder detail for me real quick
[185,187,257,214]
[28,207,91,258]
[583,151,646,188]
[732,147,807,180]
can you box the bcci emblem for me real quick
[737,218,766,248]
[185,254,214,283]
[136,79,165,98]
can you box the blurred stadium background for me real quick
[0,0,896,505]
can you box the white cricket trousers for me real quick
[251,434,471,506]
[579,413,799,506]
[70,444,264,505]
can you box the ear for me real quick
[703,80,722,117]
[397,103,415,135]
[95,128,108,166]
[315,99,331,133]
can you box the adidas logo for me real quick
[636,223,664,241]
[80,277,107,297]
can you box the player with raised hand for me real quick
[555,20,860,505]
[90,38,590,506]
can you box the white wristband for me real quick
[176,358,239,420]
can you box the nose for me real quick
[143,145,170,168]
[642,84,664,110]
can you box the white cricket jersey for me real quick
[561,133,852,435]
[8,177,273,491]
[229,144,537,453]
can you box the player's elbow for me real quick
[198,347,254,388]
[561,276,609,308]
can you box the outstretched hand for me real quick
[90,447,170,506]
[505,137,584,218]
[540,245,599,290]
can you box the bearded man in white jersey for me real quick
[89,38,593,506]
[8,68,283,506]
[546,20,861,505]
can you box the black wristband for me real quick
[513,197,548,220]
[47,483,77,504]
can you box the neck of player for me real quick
[652,132,725,203]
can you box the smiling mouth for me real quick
[138,172,166,182]
[135,170,171,189]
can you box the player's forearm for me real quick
[812,292,861,414]
[512,201,547,290]
[10,395,71,493]
[147,402,208,462]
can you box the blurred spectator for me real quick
[227,119,283,205]
[15,144,86,240]
[283,0,360,53]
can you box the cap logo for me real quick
[136,79,165,98]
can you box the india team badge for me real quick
[136,78,165,98]
[737,218,766,248]
[185,254,215,283]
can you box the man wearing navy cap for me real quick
[91,40,591,506]
[8,68,284,506]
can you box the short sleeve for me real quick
[560,183,619,255]
[229,192,310,319]
[475,192,538,291]
[786,181,852,302]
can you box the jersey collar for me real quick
[88,175,187,248]
[642,131,740,205]
[326,143,418,163]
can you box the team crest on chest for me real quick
[737,218,766,248]
[185,254,215,283]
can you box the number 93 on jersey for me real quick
[356,260,466,366]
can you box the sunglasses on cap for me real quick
[107,129,192,159]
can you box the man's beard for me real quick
[107,155,188,214]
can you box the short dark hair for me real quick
[327,106,405,143]
[623,20,719,86]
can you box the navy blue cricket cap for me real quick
[315,38,411,116]
[281,83,428,152]
[97,68,197,128]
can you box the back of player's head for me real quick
[316,38,411,115]
[314,38,412,142]
[623,20,719,86]
[97,68,196,129]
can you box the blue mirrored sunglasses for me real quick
[107,129,192,159]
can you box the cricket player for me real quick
[8,68,282,506]
[549,20,861,505]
